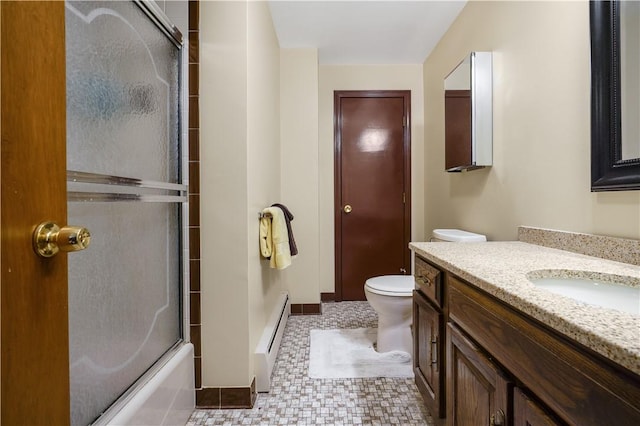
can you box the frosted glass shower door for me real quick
[65,2,185,425]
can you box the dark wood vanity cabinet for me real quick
[447,323,511,426]
[413,256,445,422]
[513,387,561,426]
[414,256,442,304]
[413,290,444,420]
[413,255,640,426]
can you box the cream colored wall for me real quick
[201,0,283,388]
[200,0,250,387]
[444,61,470,90]
[424,0,640,241]
[246,0,283,376]
[280,49,320,303]
[318,65,425,293]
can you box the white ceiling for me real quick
[268,1,467,65]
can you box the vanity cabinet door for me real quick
[413,290,445,421]
[447,323,511,426]
[514,387,562,426]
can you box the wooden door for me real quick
[334,91,411,301]
[1,2,70,424]
[447,323,511,426]
[413,291,445,422]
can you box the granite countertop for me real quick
[409,241,640,376]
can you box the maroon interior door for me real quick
[334,91,411,301]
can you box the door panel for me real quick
[1,2,185,424]
[413,291,445,419]
[448,323,511,426]
[1,2,70,424]
[65,2,184,424]
[65,0,181,183]
[335,91,411,301]
[514,387,562,426]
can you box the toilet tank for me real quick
[432,228,486,242]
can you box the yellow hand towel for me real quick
[261,207,291,270]
[259,216,272,258]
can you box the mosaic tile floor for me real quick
[187,302,433,425]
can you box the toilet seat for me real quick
[364,275,414,297]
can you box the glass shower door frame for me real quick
[65,1,190,424]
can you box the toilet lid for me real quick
[365,275,414,296]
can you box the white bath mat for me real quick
[308,328,413,379]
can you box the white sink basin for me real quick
[528,274,640,316]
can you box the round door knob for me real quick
[343,204,352,214]
[33,221,91,258]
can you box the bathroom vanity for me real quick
[410,238,640,425]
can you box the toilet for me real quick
[431,228,487,243]
[365,229,486,355]
[364,275,414,354]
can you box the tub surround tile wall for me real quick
[518,226,640,266]
[194,387,219,408]
[188,0,203,399]
[410,240,640,376]
[195,378,257,409]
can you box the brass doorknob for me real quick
[33,221,91,258]
[343,204,352,214]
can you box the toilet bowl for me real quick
[364,275,414,355]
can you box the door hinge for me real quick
[402,116,407,127]
[403,192,406,204]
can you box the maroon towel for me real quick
[271,203,298,256]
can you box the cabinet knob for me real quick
[418,276,431,286]
[490,409,505,426]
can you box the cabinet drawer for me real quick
[414,256,442,307]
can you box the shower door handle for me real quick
[33,221,91,258]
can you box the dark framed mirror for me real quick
[591,0,640,191]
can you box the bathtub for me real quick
[96,343,195,426]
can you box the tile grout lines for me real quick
[188,301,433,425]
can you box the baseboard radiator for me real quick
[255,292,290,392]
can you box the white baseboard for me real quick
[254,292,290,392]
